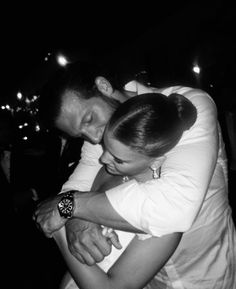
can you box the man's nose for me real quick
[81,127,103,144]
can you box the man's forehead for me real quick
[62,90,82,103]
[61,91,84,112]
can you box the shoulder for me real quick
[161,86,217,116]
[81,141,103,160]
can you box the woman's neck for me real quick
[125,167,160,183]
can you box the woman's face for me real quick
[100,130,154,177]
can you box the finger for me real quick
[32,211,40,223]
[77,231,110,262]
[68,249,85,264]
[73,248,98,266]
[82,252,97,266]
[32,208,40,221]
[82,243,105,263]
[68,241,98,265]
[108,231,122,250]
[75,236,106,263]
[99,228,114,255]
[102,228,122,250]
[34,217,44,232]
[93,236,112,256]
[74,254,85,264]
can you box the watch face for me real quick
[58,194,74,218]
[59,199,73,214]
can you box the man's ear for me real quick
[95,76,114,97]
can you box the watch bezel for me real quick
[57,190,76,219]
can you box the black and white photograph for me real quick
[1,1,235,288]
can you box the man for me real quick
[34,60,226,266]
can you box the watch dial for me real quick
[59,199,73,214]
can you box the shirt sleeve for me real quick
[106,88,219,236]
[61,141,103,192]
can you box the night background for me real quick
[1,1,236,288]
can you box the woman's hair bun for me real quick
[168,93,197,130]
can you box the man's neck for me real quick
[111,90,133,103]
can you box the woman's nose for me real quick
[100,151,111,165]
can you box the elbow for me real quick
[169,206,197,232]
[174,216,193,232]
[142,206,196,236]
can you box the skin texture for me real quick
[34,80,143,264]
[54,226,181,289]
[53,157,181,289]
[55,91,114,144]
[101,130,163,181]
[33,79,168,265]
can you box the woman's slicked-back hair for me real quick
[107,93,197,157]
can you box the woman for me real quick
[54,92,234,288]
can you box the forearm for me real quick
[54,227,182,289]
[54,228,112,289]
[72,191,144,234]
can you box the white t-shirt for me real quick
[62,82,236,288]
[62,82,223,235]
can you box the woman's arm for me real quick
[91,166,125,192]
[61,141,103,192]
[54,227,182,289]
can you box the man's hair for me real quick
[38,61,122,129]
[37,59,154,130]
[38,61,99,129]
[107,93,197,157]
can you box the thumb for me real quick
[102,227,122,249]
[108,231,122,250]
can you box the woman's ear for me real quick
[95,76,114,97]
[150,155,167,170]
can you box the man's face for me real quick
[55,90,115,144]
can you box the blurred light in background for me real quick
[56,54,69,66]
[17,91,23,100]
[193,64,201,74]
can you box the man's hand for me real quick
[65,218,122,266]
[33,195,66,237]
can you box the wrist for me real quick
[57,190,78,219]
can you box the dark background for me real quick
[1,0,235,107]
[1,1,236,288]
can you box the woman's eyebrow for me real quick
[110,151,127,162]
[102,135,131,162]
[104,143,130,163]
[113,156,125,163]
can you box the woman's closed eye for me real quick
[114,157,124,164]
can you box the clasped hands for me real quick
[33,194,122,265]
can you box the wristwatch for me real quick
[57,191,76,219]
